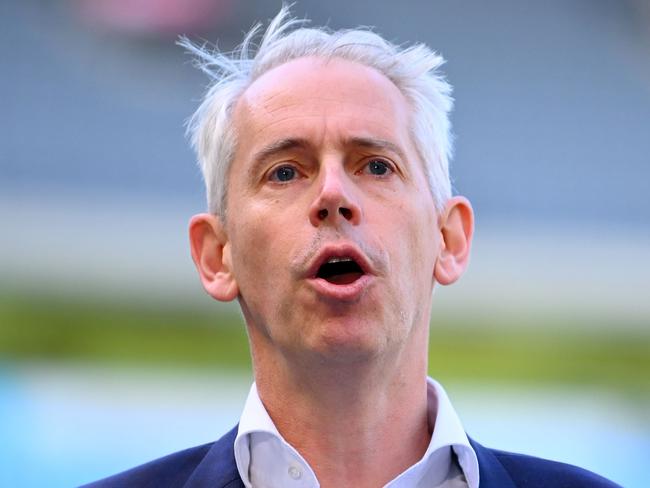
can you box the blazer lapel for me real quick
[184,426,245,488]
[468,437,517,488]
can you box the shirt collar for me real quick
[234,377,479,488]
[426,377,480,488]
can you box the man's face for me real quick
[223,57,442,362]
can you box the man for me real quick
[84,7,620,488]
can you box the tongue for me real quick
[324,272,363,285]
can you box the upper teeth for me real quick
[326,257,353,264]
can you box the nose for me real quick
[308,163,362,227]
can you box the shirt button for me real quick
[288,465,302,480]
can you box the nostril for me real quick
[339,207,352,220]
[318,209,328,220]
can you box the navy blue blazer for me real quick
[82,426,621,487]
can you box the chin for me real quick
[305,316,390,364]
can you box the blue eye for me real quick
[366,159,391,176]
[270,165,296,182]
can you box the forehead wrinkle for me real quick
[239,61,411,137]
[248,113,327,145]
[251,109,396,143]
[250,115,401,154]
[256,95,395,118]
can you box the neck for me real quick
[250,322,432,488]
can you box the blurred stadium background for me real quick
[1,1,649,486]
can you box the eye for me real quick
[269,165,297,183]
[362,159,393,177]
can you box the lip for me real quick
[304,243,375,302]
[307,274,373,302]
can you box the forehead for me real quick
[233,56,413,146]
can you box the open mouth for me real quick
[316,257,365,285]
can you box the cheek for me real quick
[229,210,272,291]
[393,204,438,295]
[229,205,297,304]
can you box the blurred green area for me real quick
[1,293,648,397]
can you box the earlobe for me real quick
[189,213,239,301]
[434,196,474,286]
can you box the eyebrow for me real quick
[251,138,310,165]
[345,136,407,161]
[253,136,405,161]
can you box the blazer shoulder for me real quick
[490,448,622,488]
[79,441,215,488]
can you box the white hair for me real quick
[180,5,454,218]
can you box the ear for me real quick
[189,213,239,301]
[434,196,474,286]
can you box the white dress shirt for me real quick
[234,377,479,488]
